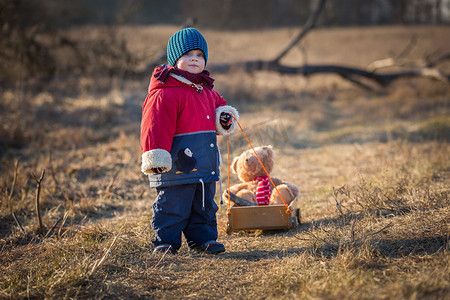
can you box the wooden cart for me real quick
[225,192,302,234]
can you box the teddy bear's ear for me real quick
[231,156,239,173]
[262,145,274,158]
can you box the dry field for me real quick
[0,25,449,299]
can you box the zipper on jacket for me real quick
[170,73,203,93]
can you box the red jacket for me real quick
[140,66,239,187]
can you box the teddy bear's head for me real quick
[232,145,274,182]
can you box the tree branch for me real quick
[272,0,327,63]
[32,169,46,235]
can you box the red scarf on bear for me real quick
[253,175,271,205]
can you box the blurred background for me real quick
[4,0,450,28]
[1,0,449,83]
[0,0,449,151]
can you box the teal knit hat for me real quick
[167,28,208,67]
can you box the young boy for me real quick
[140,28,239,254]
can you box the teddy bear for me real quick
[224,145,299,206]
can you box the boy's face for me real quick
[175,49,205,74]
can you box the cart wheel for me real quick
[290,216,299,229]
[294,208,302,225]
[226,223,232,235]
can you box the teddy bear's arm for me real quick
[225,182,258,205]
[269,177,284,187]
[269,182,300,205]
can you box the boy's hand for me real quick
[219,112,232,130]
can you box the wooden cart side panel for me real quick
[228,205,293,232]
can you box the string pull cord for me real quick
[227,135,232,215]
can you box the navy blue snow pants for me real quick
[152,181,218,250]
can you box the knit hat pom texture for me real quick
[167,28,208,67]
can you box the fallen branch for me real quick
[427,52,450,68]
[366,34,450,82]
[209,57,450,87]
[207,0,449,87]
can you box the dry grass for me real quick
[0,25,449,299]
